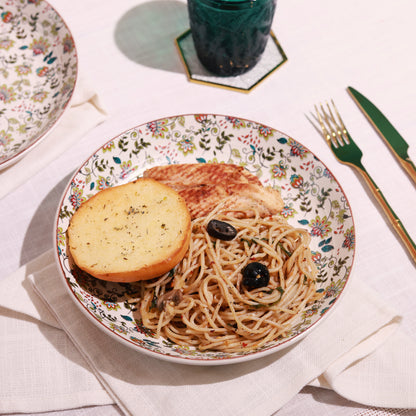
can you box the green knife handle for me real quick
[356,166,416,264]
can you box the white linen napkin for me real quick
[0,78,107,200]
[1,250,415,415]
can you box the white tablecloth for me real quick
[1,0,415,415]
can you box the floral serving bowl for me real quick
[0,0,77,170]
[55,114,355,365]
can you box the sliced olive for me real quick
[206,219,237,241]
[242,262,270,290]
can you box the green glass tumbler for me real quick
[187,0,277,76]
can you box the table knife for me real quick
[347,86,416,184]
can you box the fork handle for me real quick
[357,167,416,264]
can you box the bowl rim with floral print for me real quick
[0,0,78,170]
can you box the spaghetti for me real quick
[136,205,320,353]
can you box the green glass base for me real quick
[175,29,287,92]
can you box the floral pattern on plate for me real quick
[55,114,355,365]
[0,0,77,169]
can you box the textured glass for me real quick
[188,0,277,76]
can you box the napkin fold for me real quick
[1,250,415,415]
[0,78,107,200]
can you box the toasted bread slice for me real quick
[67,178,191,282]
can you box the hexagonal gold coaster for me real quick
[175,29,287,93]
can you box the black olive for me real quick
[206,219,237,241]
[242,262,270,290]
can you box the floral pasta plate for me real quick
[55,114,355,365]
[0,0,77,170]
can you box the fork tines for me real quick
[314,100,350,148]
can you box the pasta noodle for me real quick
[135,204,320,353]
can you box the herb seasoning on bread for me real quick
[67,178,192,282]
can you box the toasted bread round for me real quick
[67,178,192,282]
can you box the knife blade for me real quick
[347,86,416,184]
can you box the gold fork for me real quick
[313,100,416,264]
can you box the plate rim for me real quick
[54,113,356,365]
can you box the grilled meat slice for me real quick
[143,163,262,187]
[143,163,284,219]
[177,184,227,219]
[176,183,283,219]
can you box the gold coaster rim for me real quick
[175,29,288,93]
